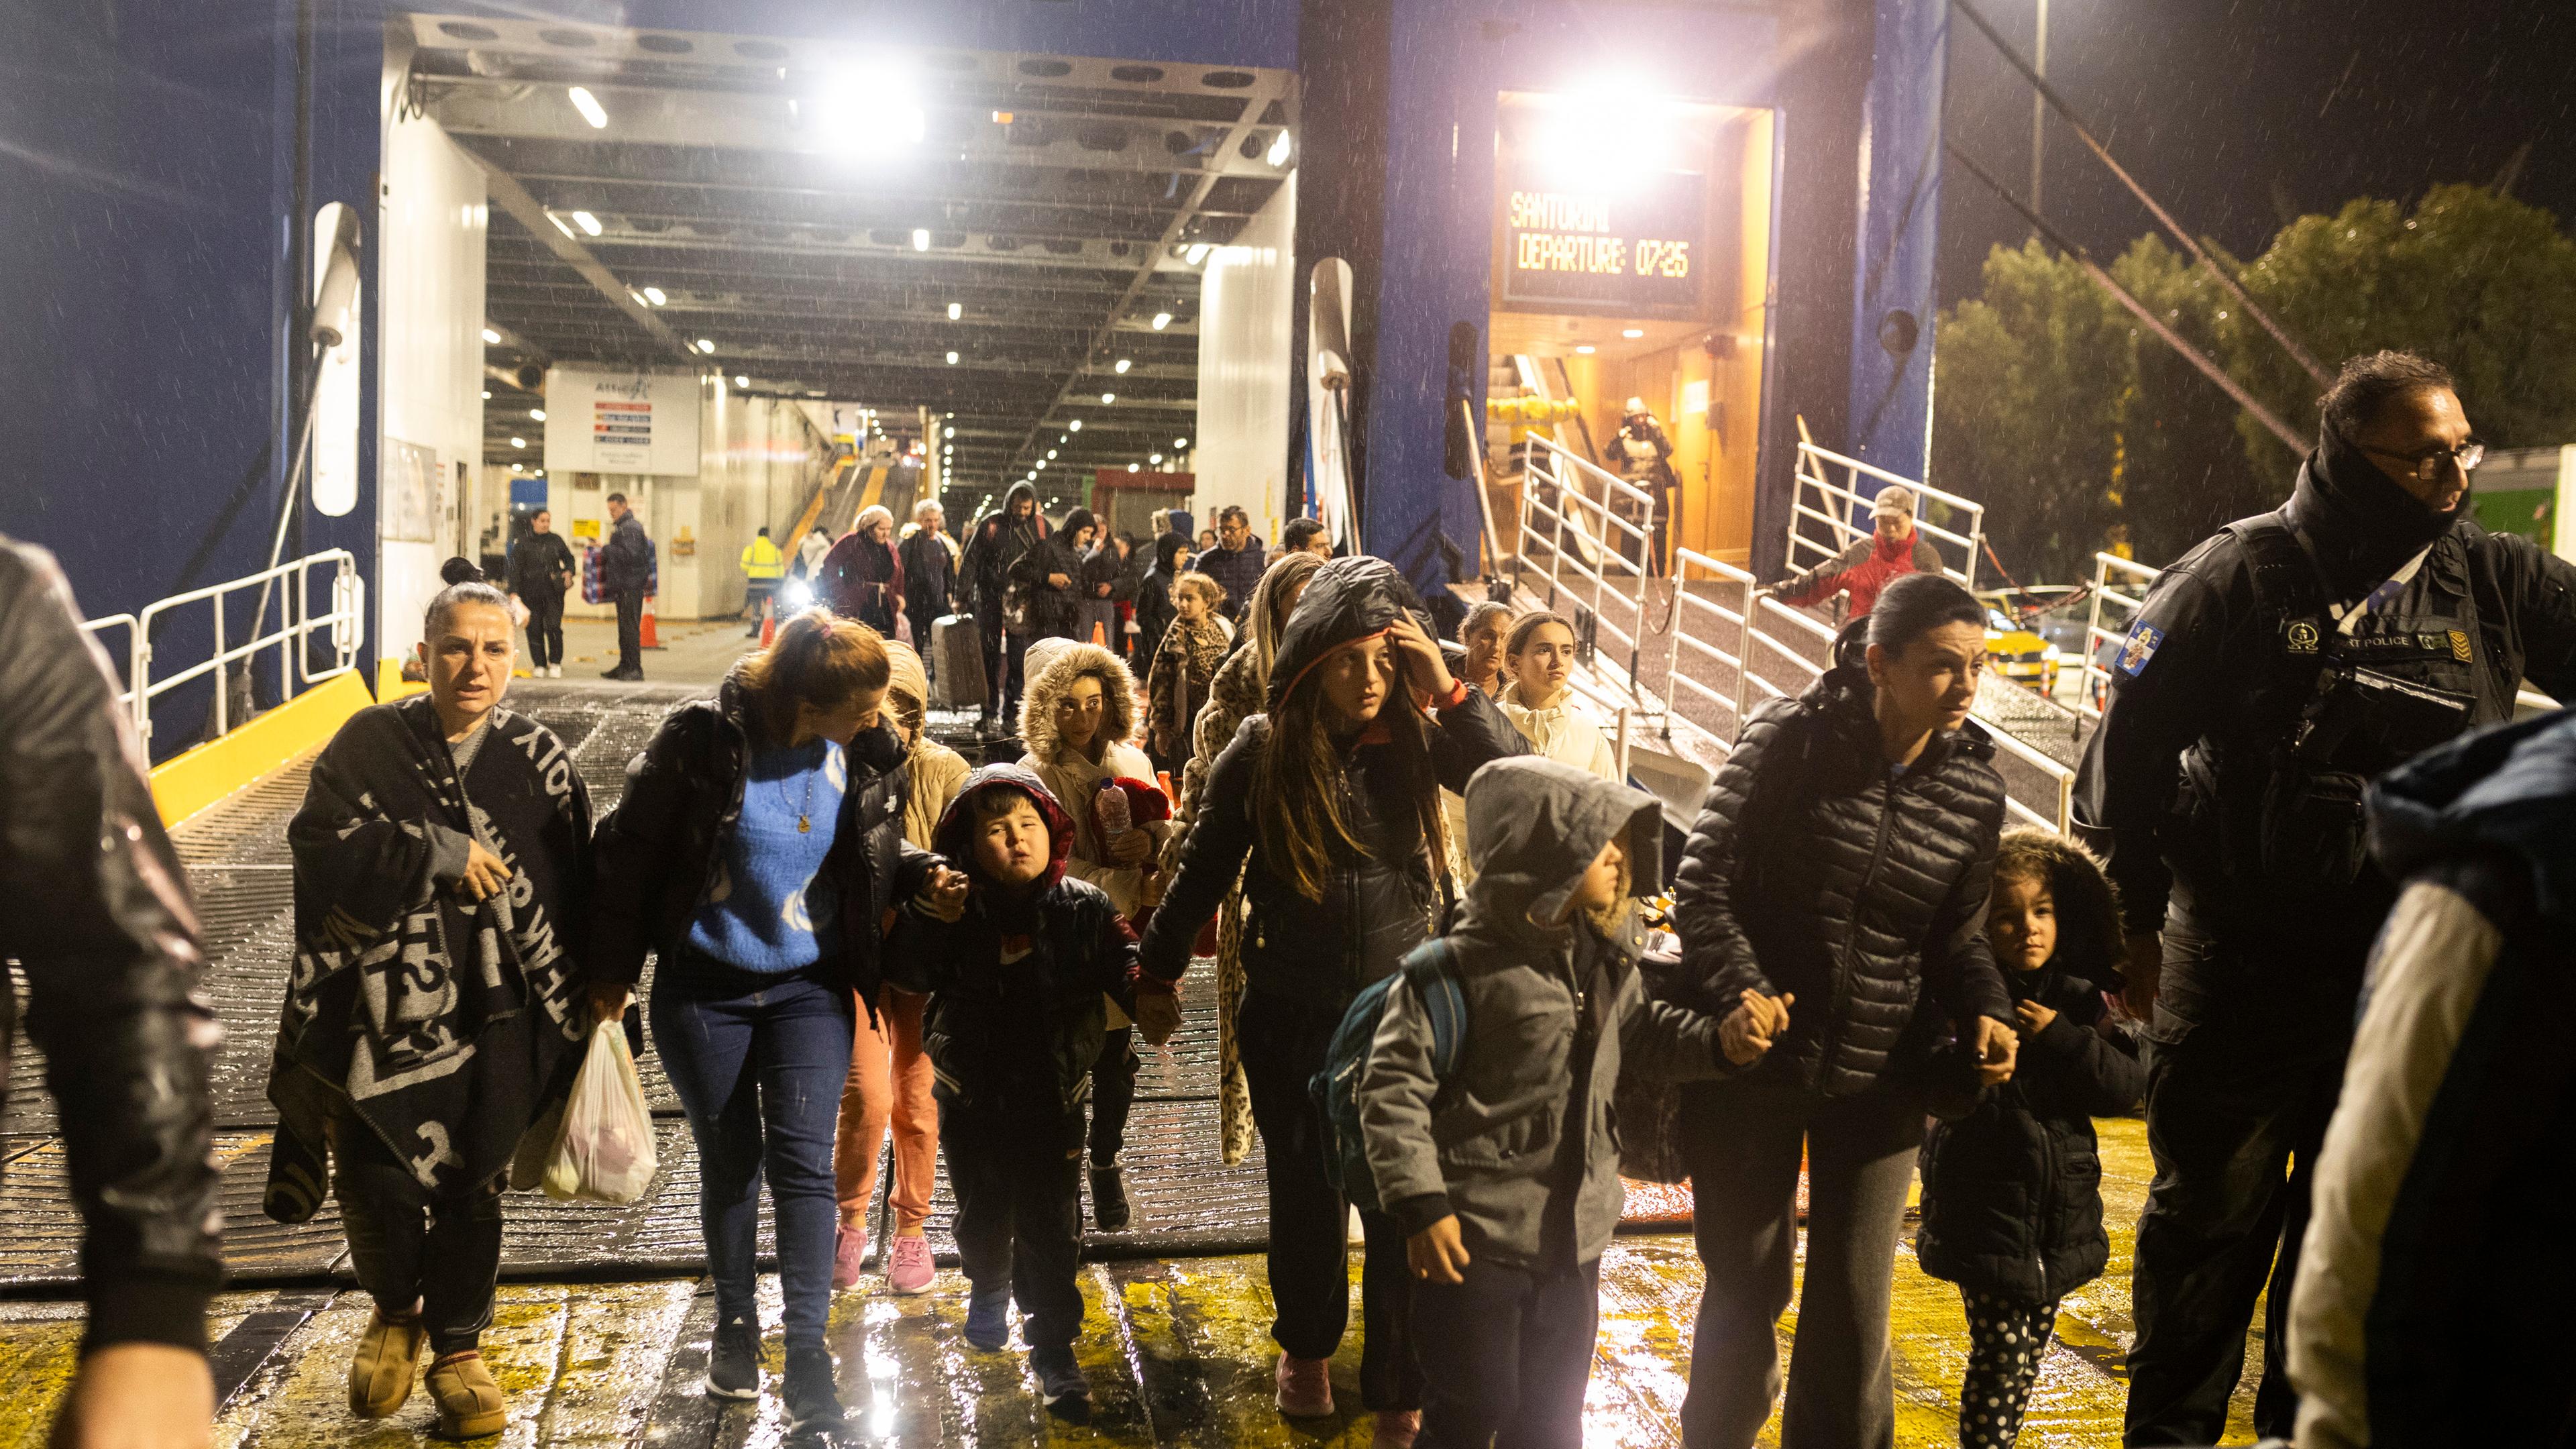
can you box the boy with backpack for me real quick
[1351,755,1744,1446]
[1914,827,2144,1448]
[885,763,1177,1423]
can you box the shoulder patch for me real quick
[2118,621,2164,678]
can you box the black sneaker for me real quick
[962,1285,1011,1350]
[782,1346,847,1434]
[1089,1165,1130,1232]
[1031,1346,1091,1424]
[704,1319,761,1401]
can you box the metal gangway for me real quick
[80,549,364,747]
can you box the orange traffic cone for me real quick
[759,594,777,648]
[1156,769,1174,801]
[1091,620,1108,645]
[640,594,662,649]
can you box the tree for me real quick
[2223,184,2576,468]
[2107,237,2283,566]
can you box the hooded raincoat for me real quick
[1359,757,1731,1267]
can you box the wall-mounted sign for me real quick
[542,368,702,476]
[1499,168,1707,317]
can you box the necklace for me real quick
[775,746,818,833]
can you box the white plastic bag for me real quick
[543,1020,658,1205]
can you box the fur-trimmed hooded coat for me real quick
[1018,640,1169,920]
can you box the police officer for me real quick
[2074,349,2576,1444]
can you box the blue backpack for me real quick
[1311,939,1467,1214]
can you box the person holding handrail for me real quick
[1762,484,1941,624]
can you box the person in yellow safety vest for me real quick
[741,527,786,637]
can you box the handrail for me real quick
[1787,423,1986,594]
[80,612,142,714]
[130,549,364,744]
[2081,551,2167,719]
[1513,433,1665,724]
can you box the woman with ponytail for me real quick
[590,612,965,1435]
[1140,556,1525,1446]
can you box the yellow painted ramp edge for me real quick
[146,671,375,827]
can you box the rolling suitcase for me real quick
[931,614,987,710]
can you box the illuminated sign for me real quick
[1500,168,1707,317]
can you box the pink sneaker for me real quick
[884,1234,934,1295]
[1371,1409,1421,1448]
[1275,1352,1334,1417]
[831,1223,869,1291]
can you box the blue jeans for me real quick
[651,951,855,1350]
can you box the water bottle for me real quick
[1095,780,1131,841]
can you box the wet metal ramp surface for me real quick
[1,682,1265,1293]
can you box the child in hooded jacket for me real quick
[1359,755,1740,1447]
[1915,827,2144,1449]
[885,765,1175,1424]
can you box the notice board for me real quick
[543,369,701,476]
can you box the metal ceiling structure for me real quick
[398,13,1295,505]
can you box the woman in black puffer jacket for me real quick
[1670,572,2019,1449]
[1140,555,1525,1439]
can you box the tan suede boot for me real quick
[426,1350,508,1440]
[346,1308,427,1417]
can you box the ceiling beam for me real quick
[472,157,702,367]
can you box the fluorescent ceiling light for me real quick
[1149,453,1163,464]
[480,389,492,399]
[1046,449,1057,460]
[1175,437,1189,448]
[1268,130,1293,166]
[568,86,607,129]
[1622,327,1646,339]
[946,350,959,364]
[548,213,576,238]
[509,437,527,448]
[1150,312,1172,331]
[944,425,955,438]
[1184,243,1210,266]
[1114,358,1131,374]
[696,338,716,354]
[734,374,749,388]
[947,302,961,320]
[570,211,602,237]
[642,286,667,306]
[529,409,545,421]
[1068,419,1081,431]
[480,327,502,345]
[912,228,930,252]
[1575,344,1597,354]
[1128,463,1140,473]
[1101,392,1116,405]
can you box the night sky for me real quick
[1936,0,2576,305]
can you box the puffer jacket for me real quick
[588,676,930,1014]
[1672,659,2013,1096]
[961,481,1046,618]
[1362,757,1731,1268]
[0,537,222,1354]
[885,765,1166,1115]
[1018,641,1168,919]
[1140,556,1526,1002]
[1915,957,2143,1302]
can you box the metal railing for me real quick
[124,550,365,745]
[2080,551,2164,719]
[80,613,140,714]
[1789,425,1986,596]
[1515,433,1665,725]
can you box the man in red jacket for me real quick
[1767,484,1942,622]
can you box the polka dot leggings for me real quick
[1957,1291,2061,1448]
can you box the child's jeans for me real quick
[1958,1290,2060,1448]
[1411,1254,1601,1448]
[941,1099,1087,1350]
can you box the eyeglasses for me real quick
[2362,438,2485,484]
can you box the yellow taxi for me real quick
[1980,603,2059,694]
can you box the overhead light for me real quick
[1175,436,1189,448]
[1574,344,1597,355]
[480,389,492,399]
[944,425,955,438]
[529,409,546,421]
[1128,462,1140,473]
[1184,243,1210,266]
[1150,312,1172,331]
[1150,453,1163,464]
[571,210,603,237]
[629,289,649,307]
[816,70,926,152]
[1267,129,1293,166]
[946,350,959,364]
[734,374,749,388]
[510,436,527,448]
[511,461,524,472]
[1036,458,1047,469]
[911,228,930,252]
[1114,358,1131,374]
[1046,449,1057,459]
[696,338,716,354]
[1621,327,1645,339]
[947,302,961,320]
[643,286,667,306]
[480,327,502,345]
[548,213,576,238]
[991,110,1013,124]
[1068,419,1082,432]
[568,86,608,129]
[1101,392,1116,405]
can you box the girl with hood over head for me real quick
[1359,756,1738,1446]
[830,641,969,1296]
[1012,506,1095,644]
[1161,548,1324,1168]
[1668,570,2021,1448]
[1132,529,1193,667]
[1139,555,1527,1445]
[959,481,1049,731]
[1018,635,1172,1229]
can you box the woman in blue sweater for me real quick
[590,614,965,1433]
